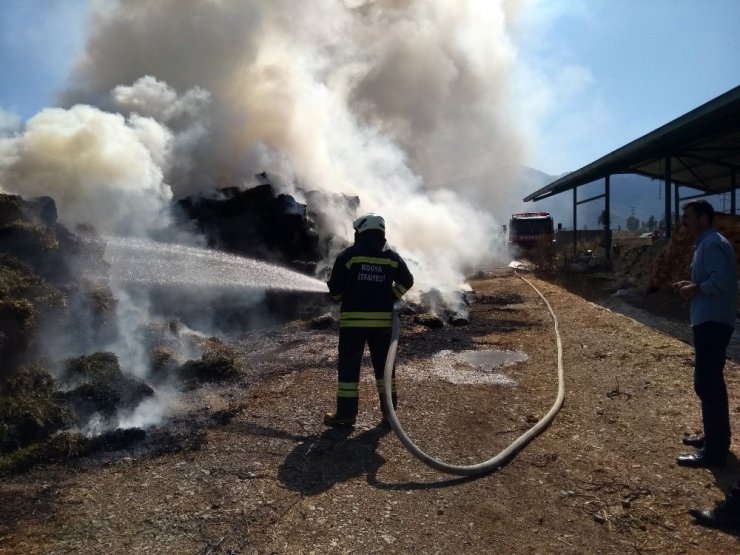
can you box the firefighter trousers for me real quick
[335,327,397,420]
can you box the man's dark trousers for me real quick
[693,321,734,456]
[335,327,397,419]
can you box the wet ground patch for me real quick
[422,349,528,385]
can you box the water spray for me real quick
[382,271,565,476]
[102,237,327,293]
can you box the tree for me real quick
[626,215,640,232]
[598,210,608,229]
[647,215,656,231]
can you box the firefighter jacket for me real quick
[327,231,414,328]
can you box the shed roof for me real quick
[524,85,740,202]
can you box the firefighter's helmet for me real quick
[352,213,385,234]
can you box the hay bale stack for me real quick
[716,213,740,260]
[649,213,740,290]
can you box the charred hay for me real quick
[177,183,321,269]
[0,365,72,455]
[0,427,150,475]
[0,194,116,371]
[60,352,155,420]
[177,350,242,384]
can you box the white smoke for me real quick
[115,389,175,430]
[51,0,530,283]
[111,76,212,185]
[82,389,175,434]
[0,104,173,237]
[111,75,209,124]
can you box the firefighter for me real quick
[324,212,414,427]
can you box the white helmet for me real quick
[352,213,385,234]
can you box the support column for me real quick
[573,187,577,256]
[732,170,737,215]
[665,157,672,239]
[604,175,611,259]
[674,182,680,224]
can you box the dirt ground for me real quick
[2,270,740,554]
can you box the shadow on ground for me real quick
[277,425,390,495]
[243,421,485,494]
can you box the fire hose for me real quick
[382,272,565,476]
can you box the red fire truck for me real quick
[508,212,555,252]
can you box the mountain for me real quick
[521,170,669,231]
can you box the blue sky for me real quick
[512,0,740,175]
[0,0,87,121]
[0,0,738,176]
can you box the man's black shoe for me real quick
[690,501,740,530]
[682,434,705,448]
[323,412,356,428]
[676,451,727,468]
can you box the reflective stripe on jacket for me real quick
[327,232,414,328]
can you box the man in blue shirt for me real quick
[673,200,737,468]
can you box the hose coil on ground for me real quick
[382,272,565,476]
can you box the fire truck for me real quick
[508,212,555,252]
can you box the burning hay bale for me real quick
[0,193,57,228]
[141,323,241,384]
[89,427,147,451]
[0,221,59,268]
[0,426,148,475]
[0,365,72,454]
[448,315,470,326]
[0,194,46,226]
[0,356,153,475]
[414,313,445,329]
[0,193,22,223]
[150,345,180,378]
[178,349,242,384]
[0,298,36,374]
[415,288,470,327]
[177,183,321,269]
[63,351,123,384]
[176,335,242,383]
[0,193,116,371]
[0,255,66,372]
[309,313,335,329]
[60,352,155,420]
[0,194,68,281]
[0,431,91,475]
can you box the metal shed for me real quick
[523,85,740,256]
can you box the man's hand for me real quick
[678,282,700,301]
[672,280,692,294]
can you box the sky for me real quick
[509,0,740,175]
[1,0,738,177]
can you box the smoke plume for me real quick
[0,0,536,432]
[0,104,174,236]
[55,0,526,284]
[0,0,537,335]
